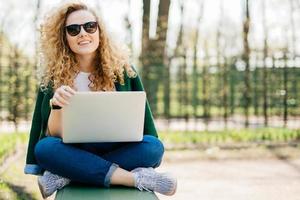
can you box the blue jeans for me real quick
[34,135,164,187]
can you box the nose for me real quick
[78,25,88,37]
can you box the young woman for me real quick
[24,2,176,199]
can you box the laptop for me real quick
[62,91,146,143]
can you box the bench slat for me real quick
[55,185,159,200]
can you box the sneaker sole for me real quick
[38,177,48,199]
[163,175,177,196]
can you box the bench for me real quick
[55,184,159,200]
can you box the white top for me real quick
[74,71,91,91]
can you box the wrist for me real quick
[49,98,62,110]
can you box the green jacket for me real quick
[24,68,157,175]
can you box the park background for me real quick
[0,0,299,199]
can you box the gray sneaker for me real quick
[38,171,70,199]
[131,167,177,196]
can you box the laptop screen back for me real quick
[62,91,146,143]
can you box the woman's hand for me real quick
[51,85,76,108]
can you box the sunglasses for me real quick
[65,21,98,36]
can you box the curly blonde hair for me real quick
[40,1,136,91]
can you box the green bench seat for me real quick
[55,184,159,200]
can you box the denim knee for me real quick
[34,137,61,165]
[142,135,165,166]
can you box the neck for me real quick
[76,53,96,73]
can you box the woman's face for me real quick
[65,10,99,56]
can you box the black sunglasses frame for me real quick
[65,21,98,36]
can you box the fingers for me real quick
[52,85,76,108]
[63,86,76,95]
[53,93,69,107]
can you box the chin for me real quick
[74,48,97,56]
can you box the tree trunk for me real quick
[125,0,133,55]
[289,0,298,113]
[141,0,151,86]
[24,61,31,121]
[253,53,259,117]
[262,0,269,126]
[177,59,183,117]
[183,48,189,131]
[0,31,3,122]
[141,0,170,117]
[223,57,229,127]
[192,1,203,130]
[229,59,236,116]
[163,56,171,122]
[173,1,185,118]
[283,51,288,127]
[202,41,210,129]
[33,0,41,91]
[157,0,171,118]
[217,1,229,127]
[242,0,251,127]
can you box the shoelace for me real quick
[135,169,158,192]
[57,177,70,189]
[44,172,70,190]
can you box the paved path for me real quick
[156,155,300,200]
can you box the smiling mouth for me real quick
[78,41,92,45]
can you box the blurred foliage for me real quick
[0,182,19,200]
[0,0,299,132]
[0,133,27,165]
[159,128,300,146]
[0,32,37,129]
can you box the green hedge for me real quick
[159,128,300,145]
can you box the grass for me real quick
[0,181,19,200]
[0,133,38,200]
[0,129,299,155]
[0,133,28,165]
[159,128,300,148]
[0,181,35,200]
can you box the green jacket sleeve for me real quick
[130,67,158,138]
[24,87,44,175]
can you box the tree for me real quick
[141,0,171,116]
[192,0,204,127]
[33,0,41,86]
[0,14,9,123]
[289,0,298,114]
[173,1,185,118]
[202,40,211,128]
[124,0,134,55]
[283,50,288,127]
[262,0,269,126]
[216,0,229,126]
[0,27,3,122]
[7,47,22,132]
[242,0,251,127]
[252,51,259,117]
